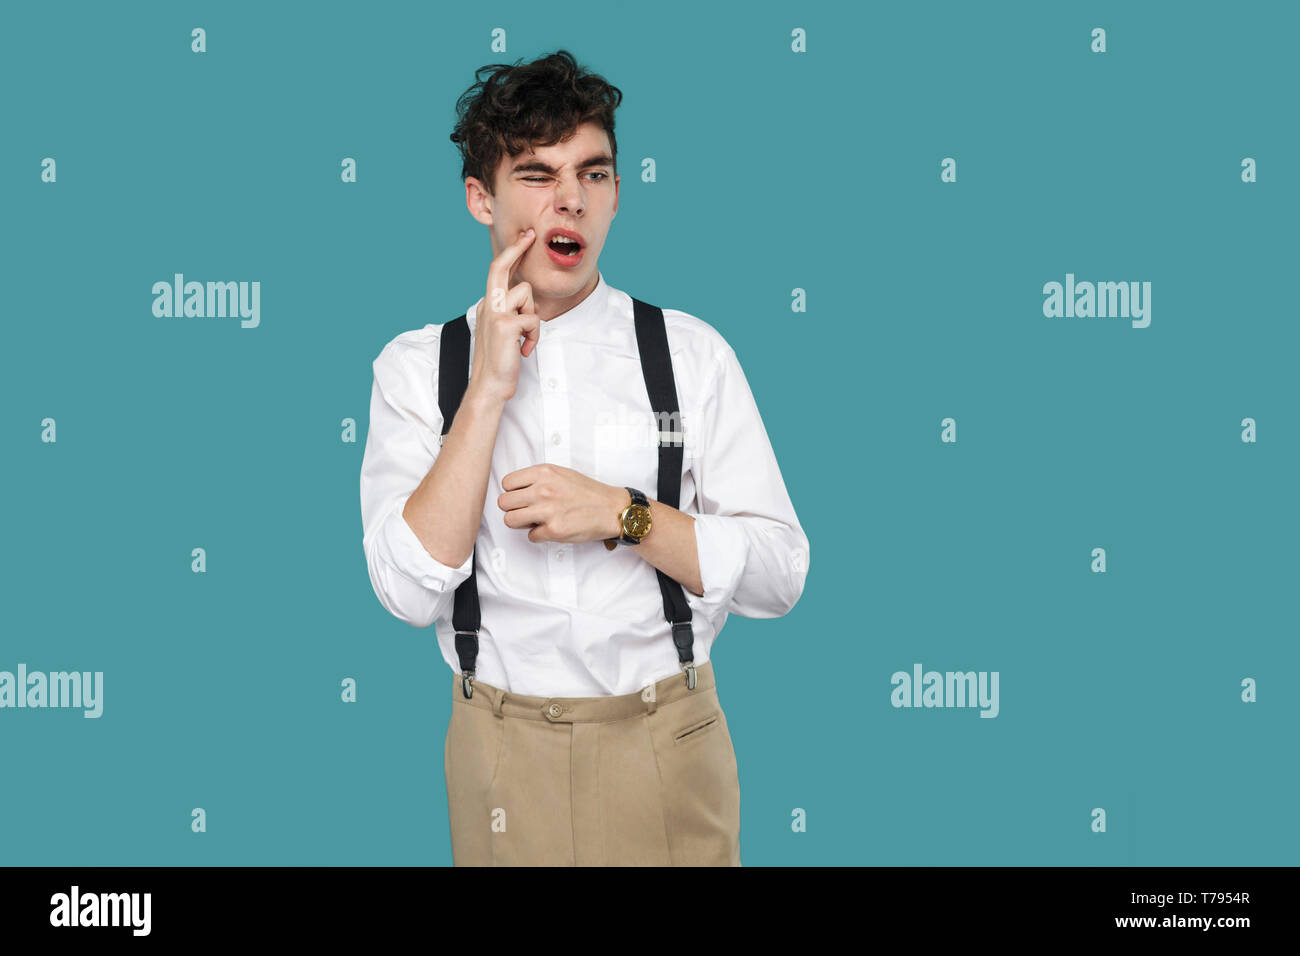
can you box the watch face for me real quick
[623,503,653,539]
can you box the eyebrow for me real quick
[511,153,614,175]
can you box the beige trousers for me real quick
[443,660,741,866]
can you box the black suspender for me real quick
[435,296,696,699]
[436,315,483,700]
[630,297,697,690]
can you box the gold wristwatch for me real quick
[604,487,653,550]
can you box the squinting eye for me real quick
[522,173,608,183]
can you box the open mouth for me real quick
[547,236,583,258]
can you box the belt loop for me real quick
[490,684,505,718]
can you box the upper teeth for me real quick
[553,236,578,244]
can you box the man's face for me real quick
[467,121,620,301]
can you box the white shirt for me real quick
[359,270,810,698]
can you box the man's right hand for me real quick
[467,227,539,407]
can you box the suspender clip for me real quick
[454,628,478,699]
[670,621,696,689]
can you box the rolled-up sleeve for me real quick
[360,333,474,629]
[687,345,810,627]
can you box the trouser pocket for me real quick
[648,689,741,866]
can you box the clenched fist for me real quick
[497,463,627,544]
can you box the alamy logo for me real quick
[152,273,261,328]
[49,885,151,936]
[594,406,695,460]
[891,662,999,718]
[1043,273,1151,328]
[0,664,103,717]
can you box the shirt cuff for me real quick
[690,512,751,614]
[376,501,475,591]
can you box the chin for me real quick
[530,264,591,289]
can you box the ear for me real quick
[466,177,494,227]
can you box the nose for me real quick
[554,172,585,216]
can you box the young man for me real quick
[359,50,810,866]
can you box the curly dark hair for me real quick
[449,50,623,196]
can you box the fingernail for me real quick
[525,228,534,236]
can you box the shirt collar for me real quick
[469,270,612,342]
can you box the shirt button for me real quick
[551,432,562,445]
[547,377,557,390]
[547,703,563,719]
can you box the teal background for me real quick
[2,1,1296,865]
